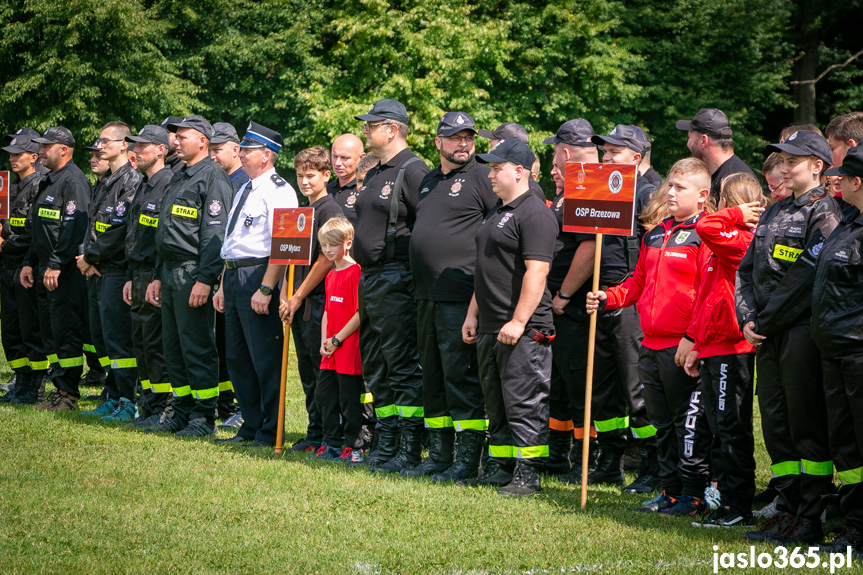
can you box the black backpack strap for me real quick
[385,156,422,261]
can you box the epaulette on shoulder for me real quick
[271,173,286,187]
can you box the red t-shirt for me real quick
[320,263,362,375]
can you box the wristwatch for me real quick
[331,335,342,348]
[259,285,273,296]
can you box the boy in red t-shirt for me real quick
[317,217,365,463]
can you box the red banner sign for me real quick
[562,163,637,236]
[0,171,8,220]
[270,208,315,265]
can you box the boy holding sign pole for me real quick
[586,158,713,516]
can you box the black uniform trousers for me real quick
[417,299,486,433]
[130,271,169,414]
[317,369,365,449]
[215,310,237,418]
[638,346,711,498]
[86,277,116,394]
[358,262,424,433]
[477,332,551,466]
[700,353,756,515]
[35,263,86,397]
[548,307,589,435]
[161,264,218,425]
[98,276,137,401]
[756,324,833,521]
[81,285,104,379]
[822,353,863,531]
[0,263,33,372]
[9,266,46,372]
[593,306,655,440]
[290,292,325,443]
[223,265,283,443]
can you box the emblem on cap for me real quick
[609,171,623,194]
[297,213,306,232]
[65,201,77,215]
[457,115,465,125]
[208,200,222,217]
[788,131,798,141]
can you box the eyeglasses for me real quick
[767,181,786,194]
[95,138,124,147]
[362,122,392,133]
[442,135,476,144]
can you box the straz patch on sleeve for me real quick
[138,214,159,227]
[171,205,198,219]
[38,207,60,220]
[773,244,803,262]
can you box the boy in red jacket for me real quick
[684,173,765,528]
[587,157,712,516]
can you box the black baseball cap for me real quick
[160,116,182,130]
[437,112,477,137]
[825,145,863,177]
[33,126,75,147]
[354,99,409,125]
[676,108,732,138]
[240,121,284,153]
[591,124,649,155]
[543,119,594,146]
[83,139,101,152]
[166,115,214,139]
[476,139,536,170]
[4,128,40,142]
[126,125,170,148]
[210,122,240,145]
[766,130,833,166]
[478,122,529,144]
[2,133,40,154]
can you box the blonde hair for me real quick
[720,172,765,208]
[318,216,354,245]
[640,181,671,231]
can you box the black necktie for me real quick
[227,180,253,237]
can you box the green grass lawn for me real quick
[0,349,853,575]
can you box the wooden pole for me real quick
[581,234,603,510]
[274,265,295,454]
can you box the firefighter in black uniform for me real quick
[352,99,430,472]
[20,127,90,410]
[541,119,598,477]
[124,125,175,427]
[78,122,142,421]
[146,116,233,436]
[736,130,841,544]
[463,139,558,496]
[327,133,365,220]
[587,125,659,491]
[0,129,48,403]
[160,116,184,173]
[406,111,498,482]
[812,145,863,554]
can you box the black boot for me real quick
[561,436,599,483]
[401,429,454,477]
[0,372,22,402]
[364,428,399,467]
[586,431,625,485]
[373,429,422,473]
[542,429,572,475]
[623,439,661,493]
[11,372,43,405]
[498,459,542,497]
[433,431,485,483]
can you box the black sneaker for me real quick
[743,511,794,542]
[174,418,215,438]
[770,515,822,545]
[694,507,755,528]
[133,413,163,429]
[289,438,321,453]
[633,491,678,513]
[661,495,707,517]
[143,415,186,434]
[820,525,863,557]
[498,462,541,497]
[623,473,660,494]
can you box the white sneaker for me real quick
[704,484,722,510]
[752,495,779,519]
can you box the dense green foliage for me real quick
[1,0,861,185]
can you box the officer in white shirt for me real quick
[213,121,298,446]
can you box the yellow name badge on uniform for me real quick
[171,205,197,219]
[38,207,60,220]
[139,214,159,227]
[95,221,109,233]
[9,217,25,227]
[773,244,803,262]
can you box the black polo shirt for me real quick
[599,173,655,285]
[126,166,174,274]
[410,159,498,302]
[353,148,429,267]
[710,154,755,203]
[327,178,359,226]
[292,193,343,295]
[548,189,594,296]
[29,161,90,270]
[474,190,557,334]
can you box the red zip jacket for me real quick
[686,206,756,358]
[604,211,711,350]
